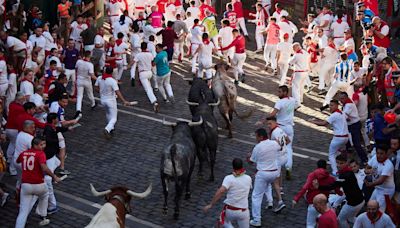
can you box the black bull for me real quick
[160,118,202,219]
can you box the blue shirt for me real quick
[154,51,170,76]
[62,48,80,70]
[335,60,352,82]
[348,52,358,62]
[373,113,389,141]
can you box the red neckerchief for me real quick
[328,43,336,49]
[334,109,342,114]
[347,50,354,55]
[269,126,278,136]
[324,11,333,15]
[233,168,246,177]
[367,211,383,224]
[192,23,199,29]
[203,38,210,45]
[296,49,303,54]
[337,165,352,174]
[102,73,113,80]
[116,38,123,46]
[345,36,352,41]
[282,19,290,24]
[0,56,5,61]
[97,33,103,37]
[337,18,342,24]
[23,130,35,136]
[276,8,281,14]
[21,78,34,85]
[342,98,353,110]
[8,69,16,74]
[166,27,173,30]
[352,87,364,102]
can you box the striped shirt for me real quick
[335,60,352,82]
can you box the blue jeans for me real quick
[166,47,173,61]
[347,121,368,163]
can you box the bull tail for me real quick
[170,144,179,183]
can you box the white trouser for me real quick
[139,71,157,104]
[191,44,200,74]
[292,72,307,107]
[306,204,319,228]
[173,41,184,59]
[0,83,7,96]
[263,44,277,70]
[84,44,95,54]
[73,39,83,52]
[224,208,250,228]
[251,170,279,222]
[255,26,265,50]
[45,156,60,210]
[236,18,248,36]
[309,61,320,77]
[334,38,345,48]
[222,48,234,62]
[323,80,354,106]
[152,67,158,89]
[64,69,76,95]
[278,61,289,85]
[5,129,18,173]
[76,79,95,112]
[318,61,335,90]
[370,188,395,212]
[156,72,173,100]
[198,60,213,80]
[360,118,370,146]
[15,183,49,228]
[109,15,119,26]
[329,136,348,174]
[232,53,246,80]
[280,124,294,170]
[101,99,118,132]
[116,60,124,81]
[338,200,365,228]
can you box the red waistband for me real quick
[135,6,145,9]
[334,134,348,137]
[295,70,307,72]
[235,51,245,54]
[225,205,247,211]
[333,37,344,39]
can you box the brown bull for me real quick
[85,184,152,228]
[212,62,253,138]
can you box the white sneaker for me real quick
[38,218,50,226]
[1,192,9,207]
[265,201,273,209]
[250,219,261,227]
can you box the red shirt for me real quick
[199,4,216,21]
[6,102,24,130]
[17,149,47,184]
[233,1,244,18]
[105,44,117,68]
[158,27,178,49]
[221,35,246,53]
[156,0,168,13]
[318,209,338,228]
[16,112,46,132]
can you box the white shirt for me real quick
[322,45,338,65]
[6,73,17,99]
[277,41,293,63]
[354,212,395,228]
[147,42,157,57]
[272,9,288,22]
[112,22,130,38]
[342,102,360,125]
[354,169,366,190]
[114,41,129,62]
[30,93,45,107]
[5,36,26,51]
[130,33,141,55]
[13,131,33,163]
[277,21,295,42]
[317,35,328,48]
[379,24,390,36]
[289,50,309,71]
[327,111,349,135]
[184,17,195,31]
[330,21,349,38]
[70,21,88,40]
[20,80,34,97]
[198,42,214,65]
[95,77,119,101]
[270,127,288,165]
[43,31,55,52]
[320,13,333,30]
[368,156,395,193]
[351,67,367,86]
[222,174,252,209]
[186,6,200,19]
[76,59,94,81]
[355,92,368,121]
[143,24,157,42]
[28,34,46,51]
[25,40,33,58]
[344,37,355,51]
[0,60,7,84]
[107,1,124,16]
[45,55,62,71]
[250,139,280,171]
[218,27,233,46]
[191,25,203,44]
[49,102,65,123]
[274,97,295,126]
[165,3,177,22]
[134,52,153,72]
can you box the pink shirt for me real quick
[150,11,163,28]
[266,23,280,45]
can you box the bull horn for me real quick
[127,184,152,199]
[208,98,220,106]
[162,118,177,126]
[188,116,203,126]
[90,184,111,197]
[186,100,199,106]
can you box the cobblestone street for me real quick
[1,23,344,228]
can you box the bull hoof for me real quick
[173,212,180,220]
[185,192,191,200]
[162,207,168,215]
